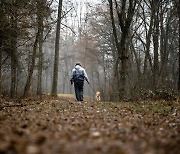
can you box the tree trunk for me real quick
[0,50,2,95]
[23,31,39,97]
[119,33,128,99]
[159,8,172,87]
[11,56,17,98]
[0,2,2,95]
[152,0,160,91]
[116,0,137,99]
[37,1,44,96]
[131,41,141,89]
[108,0,119,100]
[10,1,18,98]
[143,23,153,76]
[177,0,180,94]
[51,0,63,96]
[143,4,154,83]
[108,0,137,99]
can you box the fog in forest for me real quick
[0,0,179,101]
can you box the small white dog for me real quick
[95,91,101,101]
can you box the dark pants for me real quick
[74,80,84,101]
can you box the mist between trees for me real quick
[0,0,179,101]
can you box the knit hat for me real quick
[75,62,81,66]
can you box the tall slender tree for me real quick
[51,0,63,96]
[0,49,2,95]
[37,0,45,96]
[10,0,18,98]
[177,0,180,94]
[152,0,160,90]
[175,0,180,95]
[23,31,39,97]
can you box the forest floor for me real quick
[0,95,179,154]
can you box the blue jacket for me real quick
[71,65,89,83]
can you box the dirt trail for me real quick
[0,97,179,154]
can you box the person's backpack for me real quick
[73,68,85,81]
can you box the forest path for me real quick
[0,97,179,154]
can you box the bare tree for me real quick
[51,0,63,96]
[0,48,2,95]
[108,0,137,99]
[152,0,160,90]
[10,0,18,98]
[176,0,180,94]
[23,31,39,97]
[37,0,45,96]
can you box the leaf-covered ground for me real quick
[0,96,179,154]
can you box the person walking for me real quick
[70,62,89,102]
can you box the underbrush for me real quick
[97,100,179,115]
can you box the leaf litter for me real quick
[0,97,179,154]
